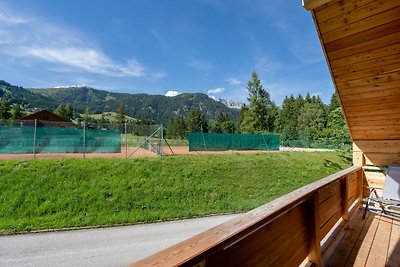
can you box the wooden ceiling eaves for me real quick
[302,0,335,11]
[318,0,400,36]
[307,0,400,141]
[309,9,355,141]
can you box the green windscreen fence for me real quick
[0,125,121,154]
[188,132,280,151]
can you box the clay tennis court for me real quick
[0,146,281,160]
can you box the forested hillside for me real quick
[0,80,58,110]
[0,75,351,149]
[0,81,238,123]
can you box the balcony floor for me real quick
[326,207,399,267]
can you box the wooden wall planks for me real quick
[353,140,400,166]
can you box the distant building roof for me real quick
[22,109,70,122]
[22,109,76,128]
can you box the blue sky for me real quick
[0,0,335,105]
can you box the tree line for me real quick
[0,71,350,148]
[165,71,350,148]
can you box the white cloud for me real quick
[23,47,145,77]
[0,5,159,79]
[0,8,29,25]
[227,78,241,86]
[207,87,224,95]
[165,90,181,97]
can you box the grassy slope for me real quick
[0,152,351,234]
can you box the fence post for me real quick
[125,122,128,158]
[33,119,37,159]
[83,121,86,159]
[160,123,163,156]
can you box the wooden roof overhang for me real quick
[303,0,400,165]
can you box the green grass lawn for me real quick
[0,152,351,234]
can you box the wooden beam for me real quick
[303,0,334,11]
[327,31,400,61]
[319,1,400,37]
[357,168,364,200]
[325,19,400,53]
[315,0,375,22]
[330,43,400,69]
[308,193,322,267]
[341,177,349,227]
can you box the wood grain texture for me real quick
[327,31,400,60]
[205,202,311,267]
[321,4,400,42]
[353,140,400,153]
[364,153,400,166]
[387,219,400,267]
[131,167,361,267]
[325,19,400,53]
[364,216,392,267]
[315,0,376,22]
[331,42,400,69]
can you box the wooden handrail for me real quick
[131,166,362,267]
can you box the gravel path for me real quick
[0,214,239,267]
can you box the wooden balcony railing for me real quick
[131,166,363,267]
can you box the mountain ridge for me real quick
[0,80,239,123]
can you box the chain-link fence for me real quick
[0,119,164,158]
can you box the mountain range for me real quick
[0,80,239,123]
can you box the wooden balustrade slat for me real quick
[130,166,362,267]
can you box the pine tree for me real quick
[55,105,66,118]
[0,97,11,119]
[167,116,188,139]
[297,102,327,141]
[83,107,92,123]
[116,102,126,124]
[210,112,234,133]
[238,71,276,133]
[12,104,24,119]
[276,95,298,140]
[65,104,74,120]
[187,109,208,133]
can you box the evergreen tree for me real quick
[327,93,340,114]
[55,104,66,118]
[187,109,208,133]
[55,104,74,120]
[0,97,11,119]
[275,95,298,140]
[65,104,74,120]
[167,115,188,139]
[83,107,92,123]
[116,102,126,124]
[297,102,326,141]
[238,71,276,133]
[210,112,235,133]
[12,104,24,119]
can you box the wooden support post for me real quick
[357,168,364,201]
[341,177,349,229]
[309,192,322,267]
